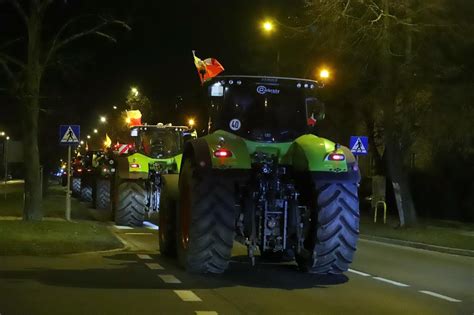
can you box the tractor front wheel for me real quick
[72,177,81,197]
[176,160,236,273]
[80,183,92,202]
[95,179,111,210]
[159,175,178,257]
[115,181,146,227]
[297,182,359,274]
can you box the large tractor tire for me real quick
[115,181,146,227]
[159,175,179,257]
[72,177,81,197]
[95,179,111,210]
[297,182,359,274]
[176,159,236,274]
[81,183,93,202]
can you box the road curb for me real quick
[360,234,474,257]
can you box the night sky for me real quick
[0,0,283,143]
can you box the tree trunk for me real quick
[22,3,43,221]
[380,0,417,226]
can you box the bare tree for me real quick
[293,0,446,225]
[0,0,130,220]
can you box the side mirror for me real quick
[305,98,325,127]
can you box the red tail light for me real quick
[327,153,345,161]
[130,163,140,168]
[214,148,233,158]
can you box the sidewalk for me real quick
[360,215,474,257]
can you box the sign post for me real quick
[59,125,80,221]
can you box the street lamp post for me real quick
[261,19,280,75]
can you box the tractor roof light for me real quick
[130,163,140,168]
[214,148,233,158]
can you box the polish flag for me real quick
[193,51,224,84]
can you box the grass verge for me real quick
[360,216,474,251]
[0,220,123,255]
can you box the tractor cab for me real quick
[130,124,196,159]
[207,75,325,142]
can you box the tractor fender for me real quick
[182,130,252,171]
[284,134,360,182]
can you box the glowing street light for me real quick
[6,136,9,140]
[188,118,195,128]
[0,131,5,136]
[87,135,91,139]
[131,87,139,97]
[113,106,118,110]
[93,129,98,134]
[80,140,84,145]
[100,116,107,123]
[262,20,275,33]
[319,68,330,79]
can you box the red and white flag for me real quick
[193,51,224,84]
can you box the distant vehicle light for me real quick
[214,148,233,158]
[327,153,345,161]
[77,168,83,172]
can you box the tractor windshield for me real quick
[208,77,322,142]
[136,128,182,158]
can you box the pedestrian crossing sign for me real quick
[59,125,80,145]
[349,136,368,155]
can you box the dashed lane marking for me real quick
[373,276,410,287]
[349,269,463,303]
[174,290,202,302]
[145,262,164,270]
[348,269,371,277]
[124,232,153,235]
[114,225,133,230]
[137,254,152,260]
[195,312,218,315]
[419,290,462,303]
[143,221,159,230]
[158,274,182,284]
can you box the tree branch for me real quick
[7,0,28,26]
[44,18,131,66]
[0,52,26,68]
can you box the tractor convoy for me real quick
[69,74,360,276]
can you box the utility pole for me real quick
[66,145,71,221]
[3,139,7,200]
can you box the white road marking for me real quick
[348,269,371,277]
[158,274,182,284]
[137,254,152,260]
[145,263,164,270]
[419,290,462,303]
[125,232,153,235]
[373,277,410,287]
[143,221,159,230]
[195,312,218,315]
[114,225,133,230]
[174,290,202,302]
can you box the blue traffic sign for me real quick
[59,125,80,145]
[349,136,368,155]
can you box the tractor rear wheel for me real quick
[81,183,92,202]
[115,181,146,227]
[95,179,111,210]
[159,175,178,257]
[176,160,236,273]
[297,182,359,274]
[72,177,81,197]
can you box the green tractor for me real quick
[159,75,360,275]
[112,124,197,226]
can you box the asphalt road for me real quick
[0,225,472,315]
